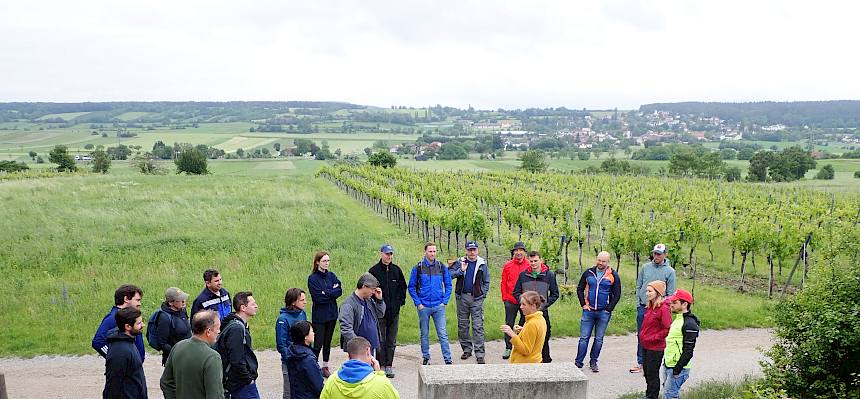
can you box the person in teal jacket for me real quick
[276,288,308,399]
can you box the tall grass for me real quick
[0,161,772,357]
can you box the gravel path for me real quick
[0,328,771,398]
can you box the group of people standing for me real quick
[91,240,700,399]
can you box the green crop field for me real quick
[0,159,776,357]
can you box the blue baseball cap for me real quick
[380,244,394,254]
[465,240,479,249]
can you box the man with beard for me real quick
[104,307,147,399]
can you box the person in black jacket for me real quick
[104,307,147,399]
[286,320,324,399]
[153,287,192,366]
[307,250,342,378]
[512,250,560,363]
[216,291,260,399]
[368,244,407,378]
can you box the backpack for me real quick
[146,309,174,351]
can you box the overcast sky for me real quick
[1,0,857,109]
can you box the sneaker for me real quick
[590,362,599,373]
[629,364,643,373]
[444,360,453,365]
[422,358,430,365]
[575,362,584,369]
[502,349,512,359]
[476,357,485,364]
[384,367,395,378]
[321,366,332,378]
[461,352,472,360]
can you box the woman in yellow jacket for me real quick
[500,290,547,363]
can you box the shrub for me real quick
[758,258,860,397]
[368,151,397,168]
[48,145,77,172]
[0,160,29,173]
[854,170,860,178]
[132,154,162,175]
[815,164,835,180]
[520,149,548,173]
[174,148,208,175]
[725,166,742,182]
[91,149,111,174]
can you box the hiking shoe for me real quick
[321,366,332,378]
[384,367,395,378]
[422,358,430,365]
[629,364,643,373]
[575,362,584,368]
[461,352,472,360]
[476,357,485,364]
[590,362,599,372]
[502,349,512,359]
[444,360,453,365]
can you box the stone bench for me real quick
[418,362,588,399]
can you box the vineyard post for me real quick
[783,232,813,294]
[496,207,502,245]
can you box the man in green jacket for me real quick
[321,337,400,399]
[663,289,700,399]
[161,310,224,399]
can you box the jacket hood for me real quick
[221,312,244,326]
[279,307,304,317]
[161,302,188,317]
[286,343,315,360]
[684,311,700,324]
[106,327,135,343]
[335,359,375,384]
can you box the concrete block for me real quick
[418,362,588,399]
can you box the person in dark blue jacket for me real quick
[103,307,147,399]
[286,320,324,399]
[575,251,622,372]
[190,269,232,320]
[276,288,308,399]
[307,250,342,378]
[408,242,453,365]
[152,287,192,366]
[93,284,146,363]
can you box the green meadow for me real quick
[0,159,775,357]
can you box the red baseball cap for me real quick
[667,289,694,304]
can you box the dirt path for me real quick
[0,328,771,398]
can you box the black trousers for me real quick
[312,320,337,362]
[503,301,524,350]
[643,349,664,399]
[541,309,552,363]
[377,311,400,367]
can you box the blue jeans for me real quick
[418,304,452,362]
[663,367,690,398]
[636,304,645,365]
[229,382,260,399]
[575,309,611,366]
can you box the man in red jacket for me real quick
[500,241,531,359]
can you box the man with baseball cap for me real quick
[449,240,491,364]
[663,289,700,399]
[368,244,407,378]
[631,243,676,373]
[500,241,531,359]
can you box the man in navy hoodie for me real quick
[191,269,232,320]
[103,307,147,399]
[93,284,146,363]
[408,242,453,365]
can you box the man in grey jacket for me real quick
[338,273,386,355]
[449,240,491,364]
[630,243,676,373]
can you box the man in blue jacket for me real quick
[575,251,621,372]
[92,284,146,363]
[408,242,453,365]
[449,240,490,364]
[191,269,232,320]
